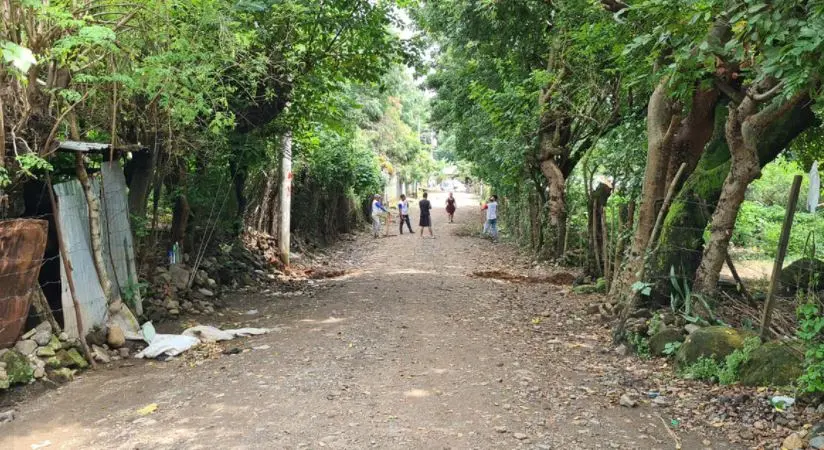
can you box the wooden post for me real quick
[278,130,293,266]
[760,175,803,341]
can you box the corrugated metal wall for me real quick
[54,162,142,338]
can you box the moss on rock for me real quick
[57,348,89,369]
[649,328,686,357]
[0,350,34,385]
[677,326,752,366]
[739,341,803,387]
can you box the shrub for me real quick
[628,332,651,359]
[681,337,761,385]
[797,296,824,393]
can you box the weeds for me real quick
[627,332,651,359]
[681,337,761,385]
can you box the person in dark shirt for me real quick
[419,192,434,238]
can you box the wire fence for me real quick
[1,170,140,350]
[620,182,824,339]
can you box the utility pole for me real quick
[278,130,293,266]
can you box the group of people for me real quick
[370,192,498,241]
[371,192,435,238]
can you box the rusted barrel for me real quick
[0,219,48,348]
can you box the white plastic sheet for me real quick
[808,161,820,213]
[134,334,200,358]
[182,325,270,342]
[134,325,270,358]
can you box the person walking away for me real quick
[398,194,414,234]
[446,192,457,223]
[483,195,498,241]
[371,194,389,238]
[419,192,434,238]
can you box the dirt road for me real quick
[1,192,739,449]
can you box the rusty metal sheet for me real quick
[0,219,48,348]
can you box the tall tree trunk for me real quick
[587,181,612,276]
[649,103,730,294]
[609,18,731,303]
[229,159,247,235]
[610,200,635,288]
[124,146,155,217]
[540,158,567,256]
[694,91,808,296]
[609,81,679,296]
[170,162,189,248]
[610,82,721,297]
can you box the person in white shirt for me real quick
[371,194,389,237]
[481,195,498,241]
[397,194,414,234]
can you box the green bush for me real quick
[797,296,824,393]
[718,337,761,385]
[746,155,811,209]
[732,202,823,259]
[683,356,723,382]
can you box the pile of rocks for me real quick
[142,247,284,321]
[144,262,221,320]
[1,322,91,389]
[84,323,134,364]
[783,422,824,449]
[242,229,285,269]
[582,297,622,324]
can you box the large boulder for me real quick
[107,324,126,348]
[780,258,824,293]
[649,328,686,357]
[677,326,752,365]
[169,264,191,291]
[0,349,34,385]
[739,341,804,386]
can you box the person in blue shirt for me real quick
[398,194,414,234]
[371,194,389,237]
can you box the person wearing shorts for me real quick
[482,195,498,241]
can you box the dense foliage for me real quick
[0,0,436,250]
[410,0,824,388]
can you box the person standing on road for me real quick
[419,192,434,238]
[398,194,414,234]
[445,192,457,223]
[371,194,389,238]
[482,195,498,241]
[480,199,489,235]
